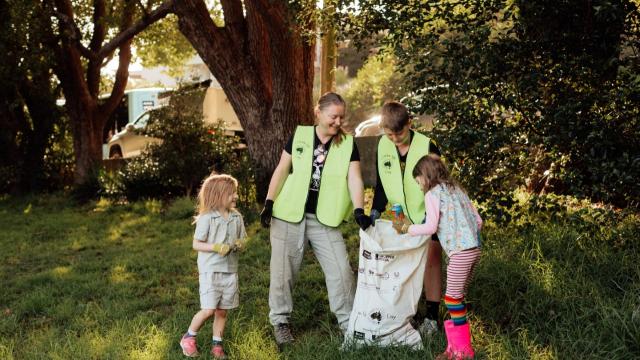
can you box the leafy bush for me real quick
[116,155,182,201]
[42,116,75,192]
[491,190,640,239]
[69,167,101,203]
[0,110,73,194]
[105,84,255,205]
[226,149,257,221]
[346,0,640,211]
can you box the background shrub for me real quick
[116,155,182,202]
[103,84,255,208]
[346,0,640,214]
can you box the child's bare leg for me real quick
[189,309,215,332]
[180,309,214,356]
[212,309,227,338]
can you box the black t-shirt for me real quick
[284,127,360,214]
[371,130,440,213]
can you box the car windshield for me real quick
[132,112,150,128]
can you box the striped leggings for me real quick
[444,247,481,325]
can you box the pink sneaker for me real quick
[211,344,227,359]
[179,335,199,357]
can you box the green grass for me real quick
[0,194,639,359]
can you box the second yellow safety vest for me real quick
[377,132,431,224]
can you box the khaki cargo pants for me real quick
[268,214,355,331]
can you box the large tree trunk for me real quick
[173,0,315,201]
[54,40,106,187]
[48,0,171,189]
[67,100,104,185]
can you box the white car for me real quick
[106,86,244,159]
[354,113,436,137]
[355,115,383,137]
[106,111,161,159]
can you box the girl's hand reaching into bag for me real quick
[392,217,411,234]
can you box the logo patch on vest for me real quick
[293,140,310,159]
[381,154,395,174]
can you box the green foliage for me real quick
[344,0,640,209]
[1,194,638,358]
[337,35,383,77]
[141,88,227,197]
[105,85,255,207]
[344,51,406,126]
[0,0,64,193]
[226,150,258,221]
[134,14,197,78]
[70,167,103,203]
[41,115,75,191]
[116,155,182,201]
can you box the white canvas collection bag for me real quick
[343,220,428,349]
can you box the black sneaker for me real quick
[273,323,295,347]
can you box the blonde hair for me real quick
[412,155,462,193]
[196,174,238,214]
[316,92,346,145]
[380,101,410,132]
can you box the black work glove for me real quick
[260,200,274,228]
[354,208,372,231]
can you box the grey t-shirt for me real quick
[194,210,247,273]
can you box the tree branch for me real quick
[136,0,150,17]
[221,0,244,25]
[100,0,136,118]
[174,0,270,127]
[99,41,132,118]
[87,0,108,97]
[52,0,94,106]
[53,11,99,62]
[97,0,175,58]
[174,0,245,72]
[220,0,248,61]
[244,0,273,103]
[250,0,289,34]
[89,0,107,52]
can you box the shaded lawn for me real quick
[0,194,638,359]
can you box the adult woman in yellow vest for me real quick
[259,92,370,347]
[370,101,444,337]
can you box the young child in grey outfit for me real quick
[179,174,247,359]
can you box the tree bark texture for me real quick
[173,0,316,200]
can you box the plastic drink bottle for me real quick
[391,204,405,222]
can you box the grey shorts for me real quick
[199,272,239,310]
